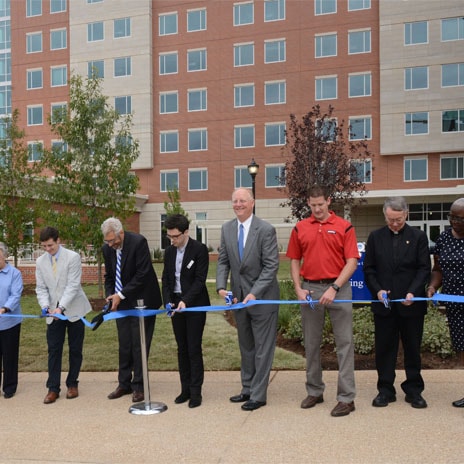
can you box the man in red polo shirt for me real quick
[287,186,359,417]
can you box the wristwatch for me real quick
[331,283,340,292]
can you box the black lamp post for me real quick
[247,158,259,214]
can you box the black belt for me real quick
[303,278,336,284]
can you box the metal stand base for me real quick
[129,401,168,415]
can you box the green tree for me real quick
[42,74,140,291]
[163,188,188,218]
[0,110,48,266]
[283,105,371,221]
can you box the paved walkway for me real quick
[1,369,463,464]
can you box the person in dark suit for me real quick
[162,214,210,408]
[216,188,279,411]
[364,197,431,409]
[101,217,162,403]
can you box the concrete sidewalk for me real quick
[1,369,463,464]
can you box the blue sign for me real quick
[349,243,372,302]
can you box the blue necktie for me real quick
[238,224,244,261]
[115,249,122,293]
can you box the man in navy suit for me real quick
[162,214,210,408]
[364,197,431,409]
[101,217,162,403]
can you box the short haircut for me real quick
[101,217,123,236]
[383,196,408,214]
[308,185,330,200]
[164,214,190,233]
[39,226,59,242]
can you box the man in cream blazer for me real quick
[35,227,91,404]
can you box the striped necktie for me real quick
[238,224,244,261]
[115,249,122,293]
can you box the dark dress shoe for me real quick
[132,391,144,402]
[4,392,15,399]
[241,400,266,411]
[301,394,323,409]
[107,387,131,400]
[372,393,396,407]
[44,391,59,404]
[230,393,250,403]
[452,397,464,408]
[331,401,355,417]
[188,396,202,408]
[405,394,427,409]
[66,386,79,399]
[175,392,190,404]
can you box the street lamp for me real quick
[247,158,259,215]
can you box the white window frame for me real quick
[265,164,286,187]
[188,128,208,151]
[442,63,464,87]
[235,166,252,188]
[405,66,429,90]
[50,0,67,14]
[187,8,207,32]
[159,52,178,75]
[26,0,42,17]
[234,43,254,67]
[27,105,43,126]
[349,72,371,97]
[315,33,337,58]
[265,80,286,105]
[88,60,104,78]
[159,91,178,114]
[159,12,178,36]
[442,17,464,42]
[51,65,67,87]
[160,131,179,153]
[348,0,370,11]
[114,57,131,77]
[404,157,428,182]
[187,48,207,72]
[264,0,285,22]
[265,122,286,146]
[315,0,336,15]
[160,170,179,192]
[27,69,43,90]
[234,2,254,26]
[315,76,337,100]
[234,83,255,108]
[350,159,372,183]
[404,21,428,45]
[234,125,255,148]
[405,112,429,136]
[28,141,43,161]
[442,109,464,133]
[50,28,67,50]
[88,21,104,42]
[440,155,464,180]
[188,168,208,191]
[349,116,372,140]
[115,96,132,115]
[114,17,131,39]
[187,88,207,111]
[50,102,67,123]
[348,29,371,54]
[26,32,42,54]
[264,38,286,63]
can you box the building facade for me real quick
[5,0,464,254]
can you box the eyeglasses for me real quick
[104,237,118,245]
[167,232,184,239]
[448,214,464,224]
[385,216,406,224]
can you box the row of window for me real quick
[27,66,67,89]
[26,0,67,17]
[26,28,66,53]
[404,63,464,89]
[405,17,464,45]
[157,0,370,36]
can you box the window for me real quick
[265,80,286,104]
[50,0,67,14]
[235,84,254,107]
[88,60,104,78]
[350,159,372,183]
[160,171,179,191]
[50,103,67,123]
[315,76,337,100]
[264,39,286,63]
[315,33,337,58]
[114,57,131,77]
[316,118,337,141]
[0,1,9,16]
[188,128,208,151]
[88,22,104,42]
[348,29,371,54]
[405,66,428,90]
[264,0,285,21]
[189,169,208,191]
[159,12,178,35]
[265,122,285,146]
[0,21,10,49]
[26,0,41,17]
[187,9,206,32]
[28,142,43,161]
[188,89,207,111]
[265,165,285,187]
[442,109,464,132]
[115,96,132,115]
[26,32,42,53]
[442,63,464,87]
[234,2,253,26]
[51,140,68,157]
[349,116,372,140]
[27,105,43,126]
[51,66,67,87]
[50,29,67,50]
[235,167,252,188]
[404,158,427,181]
[159,52,178,75]
[187,49,207,71]
[87,0,102,3]
[234,125,255,148]
[405,21,428,45]
[114,18,131,39]
[442,17,464,41]
[0,88,11,114]
[27,69,42,90]
[160,131,179,153]
[315,0,336,15]
[160,91,178,114]
[405,112,428,135]
[0,53,11,81]
[441,156,464,179]
[234,43,254,67]
[349,73,371,97]
[348,0,370,11]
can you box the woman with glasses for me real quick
[427,198,464,408]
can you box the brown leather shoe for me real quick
[44,391,59,404]
[132,391,144,402]
[107,387,131,400]
[300,394,324,409]
[66,386,79,399]
[331,401,355,417]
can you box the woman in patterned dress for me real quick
[427,198,464,407]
